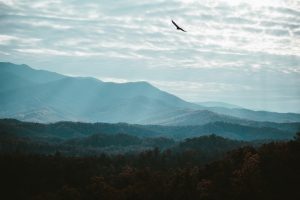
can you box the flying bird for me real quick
[171,20,186,32]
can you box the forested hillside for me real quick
[1,119,297,141]
[1,134,299,200]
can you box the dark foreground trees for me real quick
[0,138,299,200]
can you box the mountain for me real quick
[195,101,243,109]
[1,119,297,141]
[0,62,64,92]
[194,101,300,123]
[143,109,249,126]
[205,107,300,123]
[1,62,300,125]
[0,62,200,123]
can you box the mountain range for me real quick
[0,119,297,141]
[1,62,300,127]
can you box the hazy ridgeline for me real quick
[1,62,300,124]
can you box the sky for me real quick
[0,0,300,113]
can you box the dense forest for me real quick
[1,134,299,200]
[1,118,299,199]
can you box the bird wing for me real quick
[179,27,186,32]
[172,20,180,29]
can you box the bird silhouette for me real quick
[171,20,186,32]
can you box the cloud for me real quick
[20,20,72,30]
[15,48,70,56]
[0,34,42,46]
[0,34,18,44]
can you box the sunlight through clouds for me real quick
[0,0,299,112]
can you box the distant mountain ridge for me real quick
[0,119,297,141]
[0,62,201,123]
[1,62,300,125]
[204,107,300,123]
[195,101,243,109]
[194,101,300,123]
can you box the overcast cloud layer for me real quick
[0,0,300,112]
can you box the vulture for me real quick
[171,20,186,32]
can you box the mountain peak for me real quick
[0,62,199,123]
[1,62,299,124]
